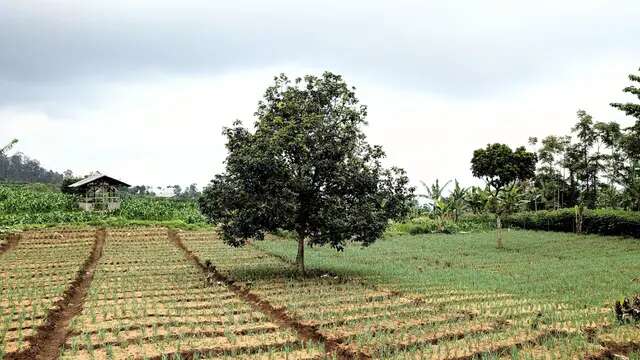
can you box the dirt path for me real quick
[168,229,370,360]
[7,228,106,360]
[0,233,21,256]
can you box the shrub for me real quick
[388,215,494,236]
[503,208,640,238]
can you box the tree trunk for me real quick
[575,204,584,235]
[496,215,503,249]
[296,233,305,275]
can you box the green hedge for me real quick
[504,208,640,238]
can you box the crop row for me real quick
[180,230,623,359]
[0,230,95,356]
[60,229,322,359]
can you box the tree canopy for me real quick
[471,143,537,195]
[199,72,414,274]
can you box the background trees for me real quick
[0,140,64,185]
[494,68,640,213]
[199,72,414,274]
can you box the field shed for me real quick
[68,173,130,211]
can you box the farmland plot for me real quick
[0,227,634,359]
[60,228,322,360]
[0,229,96,357]
[180,230,624,359]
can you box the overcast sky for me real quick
[1,1,639,190]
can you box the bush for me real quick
[388,215,494,236]
[503,208,640,238]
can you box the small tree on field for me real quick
[471,143,537,247]
[199,72,415,274]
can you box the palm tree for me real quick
[0,139,18,156]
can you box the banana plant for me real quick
[465,186,490,214]
[419,179,451,212]
[431,198,452,232]
[497,184,529,215]
[446,180,468,221]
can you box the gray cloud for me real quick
[2,0,639,108]
[2,0,640,187]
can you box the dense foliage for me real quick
[387,215,494,236]
[471,143,537,195]
[402,67,640,240]
[523,68,640,211]
[503,208,640,238]
[200,72,414,273]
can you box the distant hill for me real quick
[0,152,63,184]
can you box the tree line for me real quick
[0,140,64,184]
[416,67,640,247]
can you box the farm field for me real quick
[183,230,640,359]
[0,227,637,359]
[257,230,640,308]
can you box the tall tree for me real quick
[572,110,598,208]
[199,72,414,274]
[471,143,537,247]
[611,67,640,210]
[611,67,640,121]
[536,135,569,209]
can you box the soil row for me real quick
[168,229,370,360]
[0,233,21,256]
[6,228,106,360]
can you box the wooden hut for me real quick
[68,173,130,211]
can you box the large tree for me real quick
[471,143,537,247]
[199,72,414,274]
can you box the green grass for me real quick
[256,230,640,308]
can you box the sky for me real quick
[1,0,639,191]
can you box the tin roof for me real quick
[68,173,130,188]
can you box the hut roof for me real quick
[68,173,130,188]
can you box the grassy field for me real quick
[257,230,640,308]
[1,227,639,359]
